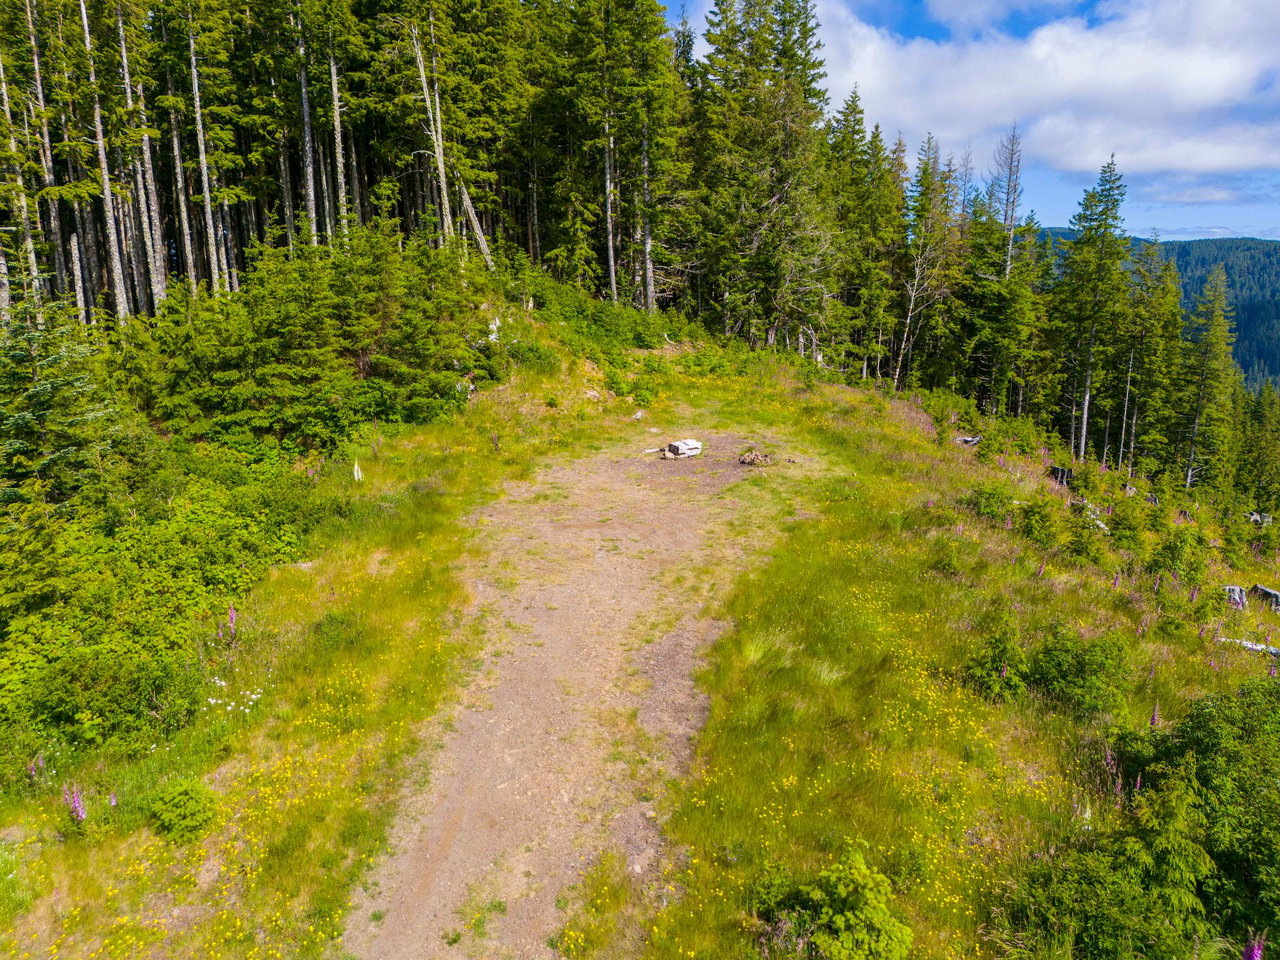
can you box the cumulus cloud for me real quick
[817,0,1280,176]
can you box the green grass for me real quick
[2,345,1276,960]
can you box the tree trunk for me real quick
[0,54,42,317]
[116,7,162,309]
[79,0,129,317]
[409,23,452,237]
[456,172,494,270]
[1118,345,1134,471]
[640,120,656,312]
[328,44,348,240]
[166,71,197,292]
[603,119,617,302]
[270,74,296,250]
[69,231,86,324]
[1078,320,1096,460]
[0,242,11,323]
[295,13,319,244]
[188,21,223,291]
[24,0,66,295]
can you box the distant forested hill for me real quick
[1163,239,1280,387]
[1047,231,1280,386]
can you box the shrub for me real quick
[963,606,1028,702]
[149,779,218,842]
[1028,627,1127,717]
[1018,496,1064,550]
[1148,526,1208,585]
[965,481,1015,523]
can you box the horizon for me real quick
[667,0,1280,241]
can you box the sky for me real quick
[668,0,1280,239]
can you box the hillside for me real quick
[1047,231,1280,386]
[1164,238,1280,387]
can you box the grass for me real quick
[2,343,1277,959]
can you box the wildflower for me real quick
[63,785,86,823]
[1150,704,1160,727]
[927,498,934,508]
[1037,559,1046,578]
[1135,773,1142,792]
[1270,664,1277,678]
[109,792,117,808]
[228,603,238,640]
[1005,516,1012,529]
[1113,571,1121,589]
[1190,586,1199,603]
[1244,937,1265,960]
[999,663,1008,679]
[1154,574,1161,594]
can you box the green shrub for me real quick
[1018,496,1065,549]
[965,481,1016,523]
[1148,526,1208,585]
[787,849,912,960]
[1028,627,1127,717]
[963,606,1028,701]
[149,779,219,842]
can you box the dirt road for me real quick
[344,432,776,959]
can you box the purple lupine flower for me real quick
[1149,663,1156,680]
[37,754,44,770]
[1154,574,1162,594]
[1104,745,1115,773]
[1005,516,1013,529]
[1113,571,1121,589]
[63,785,85,823]
[1199,626,1207,638]
[217,622,224,642]
[1244,937,1265,960]
[1151,704,1160,727]
[1037,559,1046,578]
[228,602,238,640]
[109,792,117,808]
[1270,663,1277,678]
[1000,663,1008,679]
[927,498,935,508]
[1190,586,1199,603]
[1135,773,1142,792]
[998,456,1006,468]
[26,762,36,780]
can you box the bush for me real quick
[1018,496,1064,550]
[149,779,218,842]
[754,849,912,960]
[963,606,1028,702]
[1148,526,1208,585]
[1028,627,1127,717]
[965,481,1016,523]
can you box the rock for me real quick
[633,410,645,420]
[665,439,703,459]
[662,450,675,460]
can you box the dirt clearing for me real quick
[343,429,810,959]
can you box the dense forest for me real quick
[1165,238,1280,388]
[4,0,1280,957]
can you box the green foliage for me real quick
[963,605,1028,701]
[148,779,219,843]
[965,481,1015,523]
[755,849,912,960]
[1018,496,1065,550]
[1148,526,1209,585]
[1028,627,1128,717]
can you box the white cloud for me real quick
[922,0,1077,32]
[816,0,1280,176]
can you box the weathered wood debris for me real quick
[1220,637,1280,657]
[954,435,982,446]
[661,439,702,460]
[1049,465,1074,486]
[1225,585,1248,609]
[739,450,771,466]
[1250,584,1280,610]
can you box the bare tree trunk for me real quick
[409,22,452,237]
[603,119,618,302]
[0,54,42,317]
[348,131,362,226]
[1117,345,1134,471]
[270,74,296,250]
[640,120,656,312]
[328,43,348,240]
[116,7,159,311]
[456,173,493,270]
[318,130,334,238]
[295,13,319,244]
[166,71,197,292]
[24,0,66,295]
[187,21,223,291]
[79,0,129,317]
[220,201,238,291]
[0,243,11,323]
[69,231,86,323]
[1078,321,1097,460]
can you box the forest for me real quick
[3,0,1280,957]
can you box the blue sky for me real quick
[668,0,1280,239]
